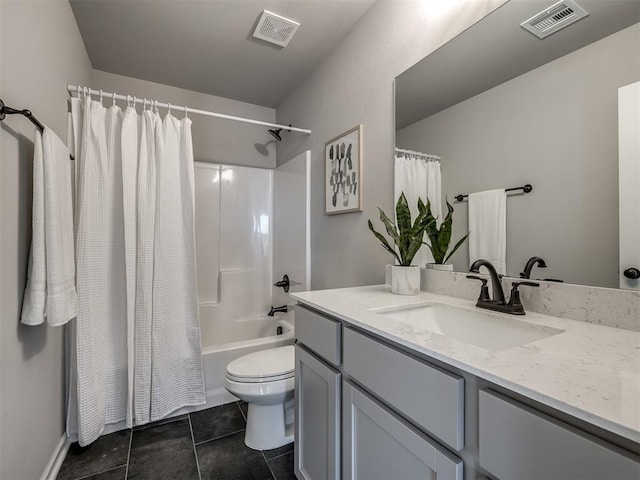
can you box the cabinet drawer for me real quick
[343,380,462,480]
[343,327,464,450]
[295,305,342,366]
[479,390,640,480]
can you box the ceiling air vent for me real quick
[253,10,300,48]
[520,0,588,39]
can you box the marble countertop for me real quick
[290,285,640,444]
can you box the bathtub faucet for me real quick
[268,305,288,316]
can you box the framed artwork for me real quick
[325,124,363,214]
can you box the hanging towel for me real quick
[21,127,78,326]
[468,189,507,275]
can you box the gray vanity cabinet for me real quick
[294,302,640,480]
[343,380,463,480]
[479,390,640,480]
[294,306,342,480]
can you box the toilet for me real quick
[224,345,295,450]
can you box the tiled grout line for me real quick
[261,451,278,480]
[193,428,247,447]
[73,464,127,480]
[188,414,203,480]
[124,427,133,479]
[266,449,294,461]
[236,401,247,422]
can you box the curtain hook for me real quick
[99,89,103,103]
[184,105,188,118]
[154,100,158,113]
[168,102,172,115]
[133,96,137,110]
[112,92,116,106]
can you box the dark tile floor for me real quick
[57,402,294,480]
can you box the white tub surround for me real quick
[291,285,640,444]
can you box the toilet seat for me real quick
[226,345,294,384]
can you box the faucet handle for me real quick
[508,281,539,315]
[466,275,491,303]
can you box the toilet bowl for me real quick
[224,345,295,450]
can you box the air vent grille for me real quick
[521,0,588,39]
[253,10,300,47]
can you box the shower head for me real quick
[268,128,283,141]
[267,124,292,142]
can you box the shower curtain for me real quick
[67,93,205,446]
[394,149,442,266]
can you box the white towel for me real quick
[21,127,78,326]
[468,189,507,275]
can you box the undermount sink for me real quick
[371,302,564,351]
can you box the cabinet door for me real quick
[295,345,341,480]
[343,380,463,480]
[479,390,640,480]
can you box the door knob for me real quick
[623,268,640,280]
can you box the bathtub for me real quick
[198,305,295,408]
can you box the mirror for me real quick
[395,0,640,289]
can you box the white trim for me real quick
[41,434,70,480]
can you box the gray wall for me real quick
[397,23,640,288]
[275,0,508,290]
[91,70,277,168]
[0,1,92,479]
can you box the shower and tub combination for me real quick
[193,151,310,414]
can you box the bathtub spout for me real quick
[268,305,288,317]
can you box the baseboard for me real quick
[41,434,70,480]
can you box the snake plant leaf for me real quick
[378,207,400,245]
[368,220,401,264]
[369,193,439,266]
[395,193,412,233]
[443,231,470,264]
[422,198,469,264]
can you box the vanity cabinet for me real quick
[343,327,464,451]
[343,380,463,480]
[294,307,342,480]
[294,302,640,480]
[479,390,640,480]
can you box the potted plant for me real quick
[368,193,435,295]
[422,199,469,271]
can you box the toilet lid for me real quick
[226,345,294,380]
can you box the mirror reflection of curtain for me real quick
[394,149,442,266]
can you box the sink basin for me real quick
[371,302,564,351]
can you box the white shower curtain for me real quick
[68,93,205,446]
[394,149,442,267]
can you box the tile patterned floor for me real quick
[57,402,294,480]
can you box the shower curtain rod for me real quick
[395,148,441,160]
[67,85,311,134]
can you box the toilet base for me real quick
[245,403,294,451]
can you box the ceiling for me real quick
[70,0,376,108]
[395,0,640,129]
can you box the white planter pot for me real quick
[425,263,454,271]
[391,265,420,295]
